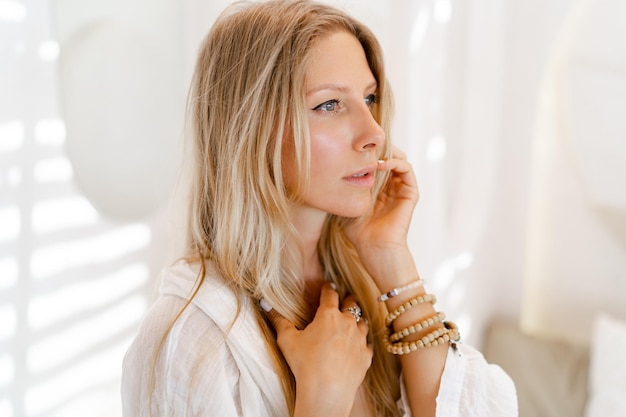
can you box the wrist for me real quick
[385,289,437,331]
[359,248,419,293]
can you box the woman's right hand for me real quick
[263,283,372,417]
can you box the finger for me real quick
[377,157,418,195]
[357,314,370,336]
[357,314,368,326]
[381,157,413,174]
[391,146,407,160]
[341,294,359,310]
[377,156,413,175]
[318,282,339,309]
[260,299,296,335]
[340,295,363,323]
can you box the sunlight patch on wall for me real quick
[426,135,447,161]
[29,223,152,279]
[410,6,430,52]
[45,385,121,417]
[24,337,136,417]
[38,39,60,61]
[28,263,149,330]
[0,0,26,22]
[0,354,14,387]
[434,0,452,24]
[431,251,474,294]
[0,304,17,341]
[0,206,20,243]
[0,258,18,290]
[0,120,24,153]
[31,196,99,234]
[33,157,73,183]
[2,166,22,188]
[34,117,66,147]
[455,251,474,269]
[26,296,147,374]
[0,398,12,417]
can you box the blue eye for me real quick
[313,99,340,112]
[365,94,378,106]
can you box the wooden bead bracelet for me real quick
[389,311,446,342]
[383,321,461,355]
[385,293,437,327]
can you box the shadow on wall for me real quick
[0,0,185,416]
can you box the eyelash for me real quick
[365,93,378,106]
[312,94,379,113]
[313,99,341,112]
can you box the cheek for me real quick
[309,127,346,170]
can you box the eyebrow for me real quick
[306,81,378,96]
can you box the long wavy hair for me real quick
[178,0,400,414]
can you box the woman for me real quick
[122,1,518,416]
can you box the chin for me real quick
[330,201,373,219]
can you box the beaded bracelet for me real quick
[377,278,425,302]
[383,321,461,355]
[389,311,446,342]
[385,293,437,327]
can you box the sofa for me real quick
[483,315,626,417]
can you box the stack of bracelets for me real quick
[379,279,461,355]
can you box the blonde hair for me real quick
[179,0,399,414]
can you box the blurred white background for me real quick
[1,0,624,416]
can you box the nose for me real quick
[353,104,385,151]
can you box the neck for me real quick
[290,205,327,285]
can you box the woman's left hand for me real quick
[345,146,419,285]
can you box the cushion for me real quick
[585,313,626,417]
[484,321,588,417]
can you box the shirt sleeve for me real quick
[123,263,290,417]
[396,343,518,417]
[122,296,245,417]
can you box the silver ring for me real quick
[343,306,362,323]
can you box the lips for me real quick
[343,164,378,187]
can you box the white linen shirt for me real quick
[122,261,518,416]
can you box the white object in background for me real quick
[522,0,626,345]
[567,64,626,210]
[56,0,184,221]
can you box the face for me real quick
[285,31,385,220]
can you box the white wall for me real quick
[522,0,626,345]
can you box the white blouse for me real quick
[122,261,518,417]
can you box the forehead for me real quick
[304,31,375,90]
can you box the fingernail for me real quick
[260,299,273,312]
[329,282,337,290]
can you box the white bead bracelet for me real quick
[377,278,425,302]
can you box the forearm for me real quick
[365,249,448,417]
[387,292,447,417]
